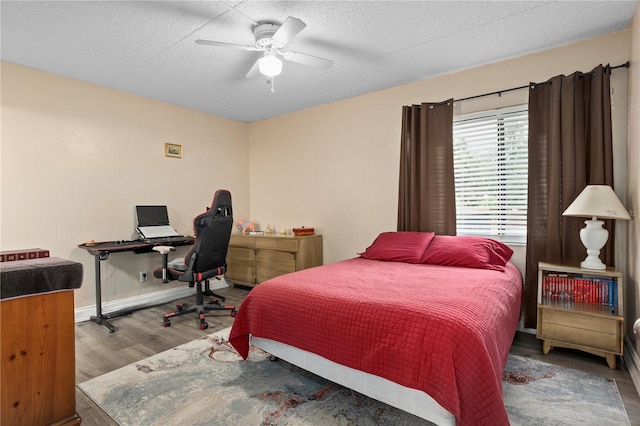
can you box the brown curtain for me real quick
[397,100,455,234]
[524,65,614,328]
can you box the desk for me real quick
[78,238,193,332]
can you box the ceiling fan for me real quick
[195,16,333,91]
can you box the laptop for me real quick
[135,205,183,241]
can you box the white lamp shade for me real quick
[562,185,631,220]
[258,55,282,77]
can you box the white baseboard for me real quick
[74,279,230,323]
[623,336,640,396]
[516,322,537,335]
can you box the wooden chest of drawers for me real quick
[226,234,323,287]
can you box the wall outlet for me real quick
[140,271,147,283]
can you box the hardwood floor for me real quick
[75,286,249,425]
[75,286,640,425]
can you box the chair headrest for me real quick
[211,189,232,218]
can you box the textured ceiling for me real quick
[1,1,637,123]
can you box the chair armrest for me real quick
[153,246,177,283]
[153,246,176,255]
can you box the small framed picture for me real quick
[165,143,182,158]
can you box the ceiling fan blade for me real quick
[272,17,306,45]
[245,60,261,79]
[195,39,257,51]
[285,51,333,70]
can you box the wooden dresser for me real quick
[1,256,83,426]
[226,234,323,287]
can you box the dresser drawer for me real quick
[227,246,255,263]
[226,247,256,285]
[256,237,298,252]
[538,308,622,353]
[256,250,295,283]
[225,266,256,285]
[229,234,256,248]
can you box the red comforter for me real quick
[229,258,523,425]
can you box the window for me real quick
[452,105,528,244]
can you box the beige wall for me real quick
[626,5,640,368]
[1,62,250,310]
[248,30,631,274]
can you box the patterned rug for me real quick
[78,327,630,426]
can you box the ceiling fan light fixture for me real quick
[258,55,282,77]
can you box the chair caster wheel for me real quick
[200,322,209,330]
[163,319,171,327]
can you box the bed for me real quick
[229,233,523,426]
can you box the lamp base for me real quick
[579,218,608,270]
[580,257,606,270]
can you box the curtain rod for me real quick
[453,61,629,103]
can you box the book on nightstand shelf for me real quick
[540,272,618,315]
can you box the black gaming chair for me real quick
[153,190,236,330]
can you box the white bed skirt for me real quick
[250,336,455,426]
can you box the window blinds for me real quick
[453,105,528,243]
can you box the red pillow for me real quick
[421,235,513,271]
[360,232,435,264]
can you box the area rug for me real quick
[78,327,630,426]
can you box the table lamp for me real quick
[562,185,631,270]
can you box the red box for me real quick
[292,228,315,236]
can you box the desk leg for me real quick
[89,253,116,332]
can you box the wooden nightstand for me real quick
[536,262,624,369]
